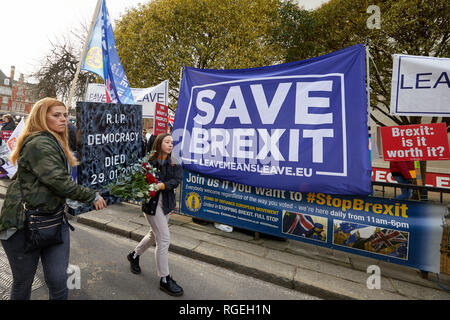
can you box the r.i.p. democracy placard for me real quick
[72,101,142,214]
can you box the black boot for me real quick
[160,275,183,296]
[127,251,141,274]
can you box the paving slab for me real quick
[75,213,115,231]
[130,225,151,242]
[170,232,202,252]
[194,242,296,286]
[293,267,408,300]
[105,220,142,238]
[390,278,450,300]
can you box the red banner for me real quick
[372,167,450,188]
[1,130,12,142]
[154,103,168,136]
[380,123,450,161]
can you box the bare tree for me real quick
[32,22,99,106]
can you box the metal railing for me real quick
[372,181,450,205]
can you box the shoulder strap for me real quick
[16,170,28,211]
[16,134,35,208]
[18,175,25,204]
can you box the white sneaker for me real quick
[214,223,233,233]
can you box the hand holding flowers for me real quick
[106,151,160,201]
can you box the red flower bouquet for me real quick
[107,151,160,201]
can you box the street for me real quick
[1,220,319,301]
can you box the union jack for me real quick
[370,229,407,251]
[105,78,111,103]
[168,111,175,127]
[286,213,314,236]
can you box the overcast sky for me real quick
[0,0,329,82]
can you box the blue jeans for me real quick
[1,223,70,300]
[392,174,413,200]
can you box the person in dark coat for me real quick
[67,121,77,152]
[1,114,16,132]
[148,134,156,153]
[127,133,184,296]
[0,98,107,300]
[141,131,157,156]
[389,160,416,199]
[142,130,149,156]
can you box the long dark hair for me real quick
[3,114,14,123]
[149,133,171,161]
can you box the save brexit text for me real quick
[187,79,343,165]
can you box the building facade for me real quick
[0,66,37,115]
[0,68,12,112]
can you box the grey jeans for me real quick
[1,223,70,300]
[134,196,170,277]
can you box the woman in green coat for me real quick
[0,97,107,300]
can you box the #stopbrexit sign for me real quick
[173,45,371,195]
[181,170,445,273]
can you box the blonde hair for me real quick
[9,97,78,167]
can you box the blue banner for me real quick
[173,44,371,195]
[181,170,445,273]
[100,0,134,104]
[81,0,134,104]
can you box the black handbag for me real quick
[141,195,158,216]
[18,178,73,253]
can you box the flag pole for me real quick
[365,40,370,113]
[67,0,102,108]
[365,39,373,165]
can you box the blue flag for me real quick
[80,4,103,79]
[173,44,372,195]
[81,0,134,104]
[336,222,366,234]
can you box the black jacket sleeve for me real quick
[162,163,183,191]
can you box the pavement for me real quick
[0,179,449,300]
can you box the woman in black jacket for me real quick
[127,133,184,296]
[1,114,16,132]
